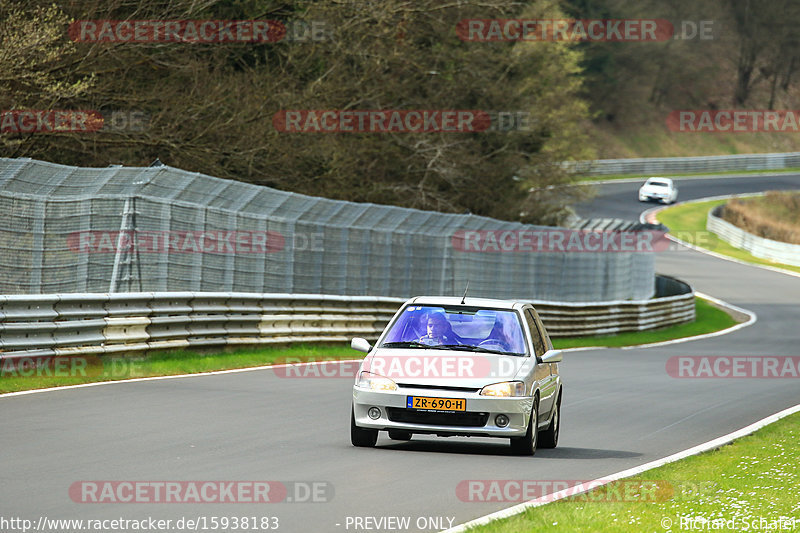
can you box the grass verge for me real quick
[722,191,800,244]
[656,199,800,274]
[0,344,356,394]
[0,297,739,394]
[550,297,737,349]
[464,411,800,533]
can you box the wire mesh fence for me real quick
[0,158,656,301]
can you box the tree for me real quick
[0,1,93,155]
[3,0,594,224]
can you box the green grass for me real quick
[577,167,800,183]
[551,297,737,349]
[0,297,739,394]
[656,199,800,274]
[0,344,357,394]
[466,411,800,533]
[587,118,800,160]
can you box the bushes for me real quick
[722,192,800,244]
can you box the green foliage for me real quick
[0,2,94,155]
[1,0,594,224]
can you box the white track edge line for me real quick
[440,402,800,533]
[0,359,363,399]
[561,292,756,352]
[619,291,756,350]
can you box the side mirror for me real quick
[540,349,562,363]
[351,337,372,353]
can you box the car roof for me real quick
[646,177,673,184]
[408,296,524,310]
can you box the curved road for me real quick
[576,172,800,220]
[2,175,799,533]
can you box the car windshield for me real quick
[648,180,669,187]
[380,305,528,356]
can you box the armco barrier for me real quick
[564,151,800,176]
[707,205,800,267]
[0,279,694,360]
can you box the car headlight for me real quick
[357,371,398,391]
[479,381,526,397]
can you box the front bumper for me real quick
[353,387,534,438]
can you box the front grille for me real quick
[387,407,489,427]
[396,383,480,393]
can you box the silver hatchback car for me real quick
[350,296,562,455]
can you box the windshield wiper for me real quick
[433,344,479,351]
[380,341,427,348]
[434,344,525,356]
[381,342,524,356]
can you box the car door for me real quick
[523,306,556,422]
[532,308,560,396]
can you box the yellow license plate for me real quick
[407,396,466,411]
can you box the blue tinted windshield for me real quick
[380,305,528,355]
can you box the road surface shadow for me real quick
[374,439,642,459]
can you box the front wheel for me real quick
[351,407,378,447]
[538,394,560,449]
[510,397,538,456]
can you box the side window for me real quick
[534,313,553,352]
[524,309,546,357]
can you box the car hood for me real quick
[361,348,528,389]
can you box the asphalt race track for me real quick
[2,175,799,533]
[575,172,800,220]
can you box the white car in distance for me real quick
[638,177,678,204]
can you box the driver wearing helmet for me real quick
[418,313,454,346]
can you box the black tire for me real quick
[388,430,412,441]
[539,392,561,449]
[510,397,538,456]
[351,408,378,447]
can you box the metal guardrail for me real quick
[707,205,800,267]
[0,279,694,360]
[564,151,800,176]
